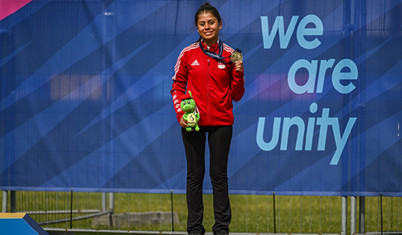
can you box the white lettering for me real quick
[256,103,357,165]
[288,59,358,94]
[296,14,323,49]
[260,14,322,49]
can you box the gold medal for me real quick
[230,51,243,63]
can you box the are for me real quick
[288,59,358,94]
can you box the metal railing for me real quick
[1,190,401,234]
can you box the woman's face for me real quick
[196,11,222,45]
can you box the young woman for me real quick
[171,2,245,235]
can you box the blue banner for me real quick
[0,0,401,196]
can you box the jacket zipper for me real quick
[206,58,210,124]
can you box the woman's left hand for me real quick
[234,61,243,72]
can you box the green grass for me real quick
[1,191,401,234]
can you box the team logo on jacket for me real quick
[218,62,226,69]
[191,60,200,66]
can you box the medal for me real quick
[230,50,243,63]
[199,40,243,64]
[187,113,196,127]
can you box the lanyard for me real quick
[199,40,226,61]
[199,40,241,64]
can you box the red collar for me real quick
[201,40,220,53]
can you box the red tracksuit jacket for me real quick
[171,40,245,126]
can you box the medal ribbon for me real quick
[199,40,242,64]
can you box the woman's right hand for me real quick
[179,116,188,129]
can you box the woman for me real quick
[171,2,245,235]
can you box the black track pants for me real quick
[181,125,232,234]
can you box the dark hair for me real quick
[194,2,222,42]
[194,2,222,26]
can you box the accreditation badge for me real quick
[187,113,196,127]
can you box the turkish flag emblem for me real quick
[0,0,32,21]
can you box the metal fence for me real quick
[1,190,401,234]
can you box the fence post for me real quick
[10,191,16,212]
[351,196,356,235]
[2,191,7,212]
[102,193,107,212]
[273,192,276,233]
[359,196,365,234]
[109,192,114,212]
[341,196,347,235]
[170,190,174,232]
[70,189,73,229]
[380,194,383,235]
[109,192,114,227]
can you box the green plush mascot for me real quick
[180,91,200,132]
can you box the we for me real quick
[260,14,323,50]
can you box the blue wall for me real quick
[0,0,401,196]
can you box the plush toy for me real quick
[181,91,200,132]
